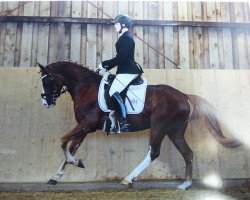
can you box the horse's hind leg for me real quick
[168,125,193,190]
[121,130,165,185]
[48,135,85,185]
[121,146,152,185]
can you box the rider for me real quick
[98,14,143,132]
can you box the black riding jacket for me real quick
[102,31,142,75]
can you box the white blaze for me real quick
[40,75,48,107]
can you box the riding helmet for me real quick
[111,14,133,28]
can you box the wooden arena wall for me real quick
[0,68,249,183]
[0,1,249,69]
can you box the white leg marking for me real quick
[177,180,192,190]
[121,146,152,185]
[51,162,67,181]
[65,150,78,166]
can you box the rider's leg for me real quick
[112,91,129,131]
[109,74,138,131]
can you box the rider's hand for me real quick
[98,63,107,74]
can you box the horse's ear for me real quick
[37,62,45,72]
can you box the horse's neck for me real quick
[69,77,100,101]
[55,64,100,99]
[53,64,88,84]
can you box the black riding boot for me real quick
[112,92,130,132]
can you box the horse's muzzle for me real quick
[42,99,55,108]
[43,102,55,108]
[41,94,56,108]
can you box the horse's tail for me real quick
[187,95,241,148]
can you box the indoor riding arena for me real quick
[0,1,250,200]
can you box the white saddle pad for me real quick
[98,73,147,114]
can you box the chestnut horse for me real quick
[38,61,240,190]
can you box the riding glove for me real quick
[98,63,107,74]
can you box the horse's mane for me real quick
[47,60,94,72]
[46,60,101,79]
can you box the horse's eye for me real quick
[42,77,53,85]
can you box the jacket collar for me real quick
[119,30,129,37]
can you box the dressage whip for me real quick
[87,1,183,70]
[87,1,183,109]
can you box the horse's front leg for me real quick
[60,123,89,167]
[48,136,86,185]
[48,160,68,185]
[48,123,88,185]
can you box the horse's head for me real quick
[38,63,65,108]
[38,61,101,108]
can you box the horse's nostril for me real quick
[42,102,49,108]
[42,99,47,105]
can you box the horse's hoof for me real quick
[78,159,85,168]
[177,180,192,190]
[47,179,57,185]
[120,179,132,186]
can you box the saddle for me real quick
[104,74,144,110]
[98,73,147,134]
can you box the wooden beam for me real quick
[1,16,249,29]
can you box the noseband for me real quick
[40,73,67,105]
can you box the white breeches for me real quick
[109,74,138,97]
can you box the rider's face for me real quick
[114,22,122,33]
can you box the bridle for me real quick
[40,68,100,106]
[40,72,68,106]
